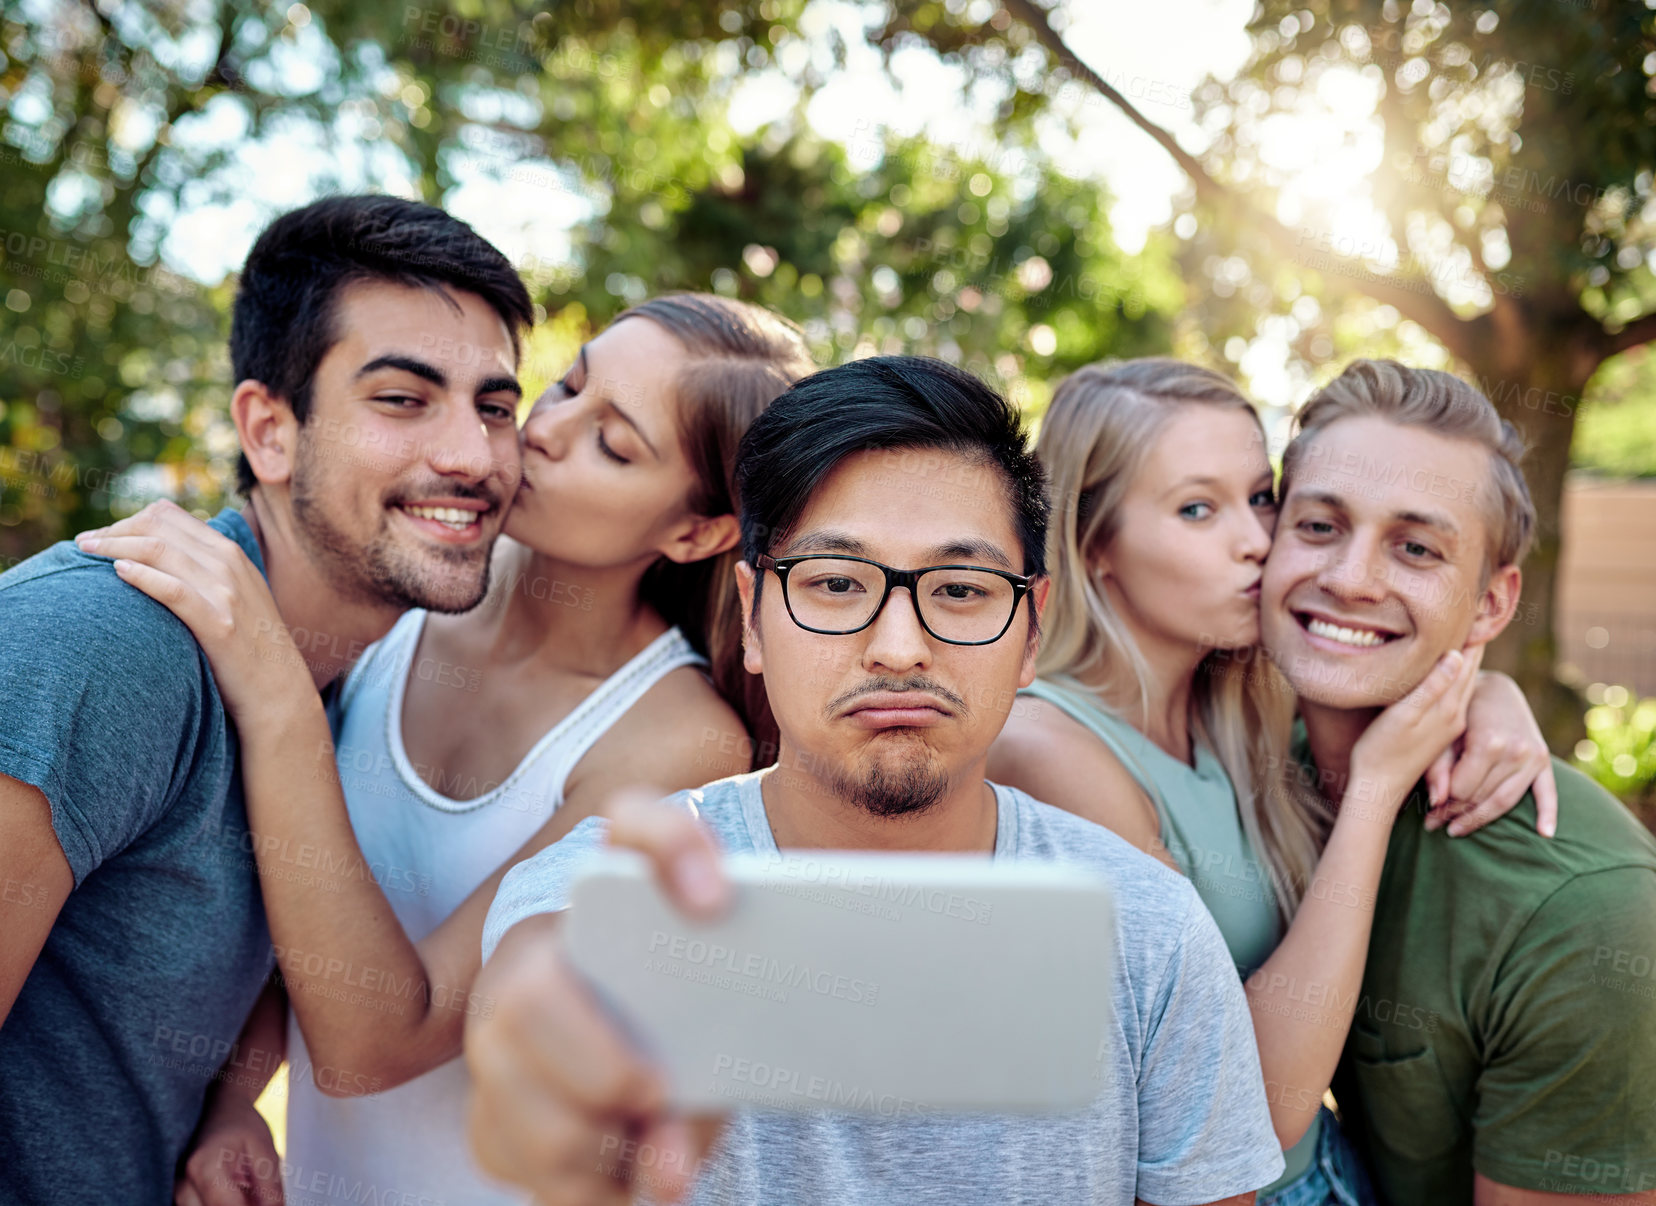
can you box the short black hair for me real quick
[736,355,1049,601]
[229,195,534,493]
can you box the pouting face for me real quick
[737,448,1045,818]
[1260,415,1510,709]
[1093,405,1275,656]
[289,279,523,613]
[505,317,702,571]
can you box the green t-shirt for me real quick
[1321,755,1656,1205]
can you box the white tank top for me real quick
[282,609,708,1205]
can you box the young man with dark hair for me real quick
[1261,359,1656,1205]
[0,195,531,1201]
[464,356,1286,1205]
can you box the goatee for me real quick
[829,755,949,819]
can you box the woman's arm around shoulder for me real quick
[989,695,1177,871]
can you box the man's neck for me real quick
[244,493,403,690]
[1297,697,1385,808]
[759,747,999,854]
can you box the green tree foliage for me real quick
[862,0,1656,748]
[1578,684,1656,821]
[0,0,1179,566]
[1575,345,1656,479]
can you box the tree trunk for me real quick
[1465,335,1597,753]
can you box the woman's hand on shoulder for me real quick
[1423,668,1558,838]
[76,500,312,723]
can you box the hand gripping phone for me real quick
[563,849,1116,1116]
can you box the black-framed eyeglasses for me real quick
[756,554,1035,646]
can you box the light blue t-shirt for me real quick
[484,770,1286,1205]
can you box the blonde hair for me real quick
[1036,358,1329,919]
[1281,359,1535,577]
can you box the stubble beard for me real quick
[289,441,495,614]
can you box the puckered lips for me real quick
[841,690,953,731]
[393,498,493,544]
[1292,607,1405,653]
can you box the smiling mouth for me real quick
[397,504,487,533]
[1296,612,1402,649]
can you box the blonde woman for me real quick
[987,358,1557,1206]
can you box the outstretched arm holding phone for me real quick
[467,791,1265,1206]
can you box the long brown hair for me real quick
[1035,358,1330,919]
[619,294,815,770]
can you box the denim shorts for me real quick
[1260,1108,1379,1206]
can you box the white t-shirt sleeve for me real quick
[1134,889,1286,1204]
[481,816,609,962]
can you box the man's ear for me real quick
[232,380,299,488]
[1019,575,1052,688]
[1465,564,1522,648]
[735,560,763,676]
[660,513,740,566]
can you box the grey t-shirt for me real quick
[0,510,278,1204]
[483,771,1285,1205]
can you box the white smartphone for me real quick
[563,848,1116,1116]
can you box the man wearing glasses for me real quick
[463,357,1284,1205]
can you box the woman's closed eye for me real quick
[597,429,630,464]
